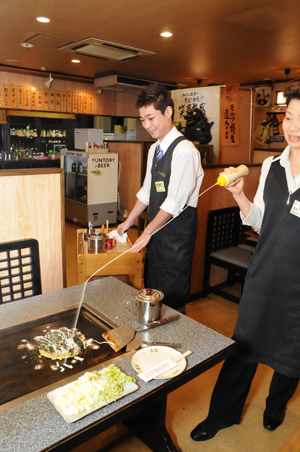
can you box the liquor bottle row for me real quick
[3,143,60,160]
[10,124,67,138]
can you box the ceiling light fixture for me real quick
[71,59,81,63]
[160,31,172,37]
[44,72,54,88]
[20,42,33,48]
[36,17,50,23]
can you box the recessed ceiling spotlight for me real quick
[71,59,80,63]
[160,31,172,37]
[36,17,50,23]
[20,42,33,48]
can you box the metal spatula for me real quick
[102,326,135,352]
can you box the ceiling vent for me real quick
[94,73,183,94]
[58,37,155,61]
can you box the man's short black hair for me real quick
[136,84,174,120]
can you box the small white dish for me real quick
[131,346,187,379]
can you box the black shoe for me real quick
[190,419,232,442]
[263,414,282,431]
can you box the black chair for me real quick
[0,239,42,303]
[202,206,254,303]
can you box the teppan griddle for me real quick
[0,303,131,412]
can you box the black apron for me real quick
[144,136,198,310]
[233,159,300,378]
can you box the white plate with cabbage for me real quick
[47,364,138,423]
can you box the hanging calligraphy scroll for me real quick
[17,85,23,109]
[220,83,240,147]
[83,93,88,114]
[37,88,43,111]
[55,90,61,111]
[4,84,9,108]
[73,92,77,113]
[31,87,36,110]
[61,91,66,112]
[67,91,72,112]
[10,85,17,109]
[49,89,55,111]
[77,93,83,113]
[24,86,30,109]
[88,94,93,114]
[43,89,49,110]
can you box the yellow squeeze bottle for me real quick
[216,165,249,187]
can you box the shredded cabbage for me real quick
[54,364,136,415]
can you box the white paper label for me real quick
[290,199,300,218]
[138,358,177,382]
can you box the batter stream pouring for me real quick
[71,165,249,332]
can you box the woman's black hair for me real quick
[136,83,174,120]
[284,85,300,107]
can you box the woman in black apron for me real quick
[191,85,300,441]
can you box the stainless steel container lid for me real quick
[88,232,107,241]
[136,288,164,305]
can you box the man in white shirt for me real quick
[117,84,204,312]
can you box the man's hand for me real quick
[129,230,151,253]
[117,219,132,236]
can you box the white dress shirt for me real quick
[243,145,300,230]
[137,127,204,216]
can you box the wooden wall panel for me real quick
[253,150,281,164]
[108,142,143,225]
[0,168,65,294]
[0,71,138,117]
[189,165,261,296]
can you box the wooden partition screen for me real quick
[0,168,65,294]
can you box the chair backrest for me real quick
[0,239,42,303]
[206,206,247,255]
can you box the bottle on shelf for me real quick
[26,125,30,138]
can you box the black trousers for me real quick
[206,356,299,426]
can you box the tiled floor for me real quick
[65,221,300,452]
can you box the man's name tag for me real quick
[155,181,165,192]
[290,199,300,218]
